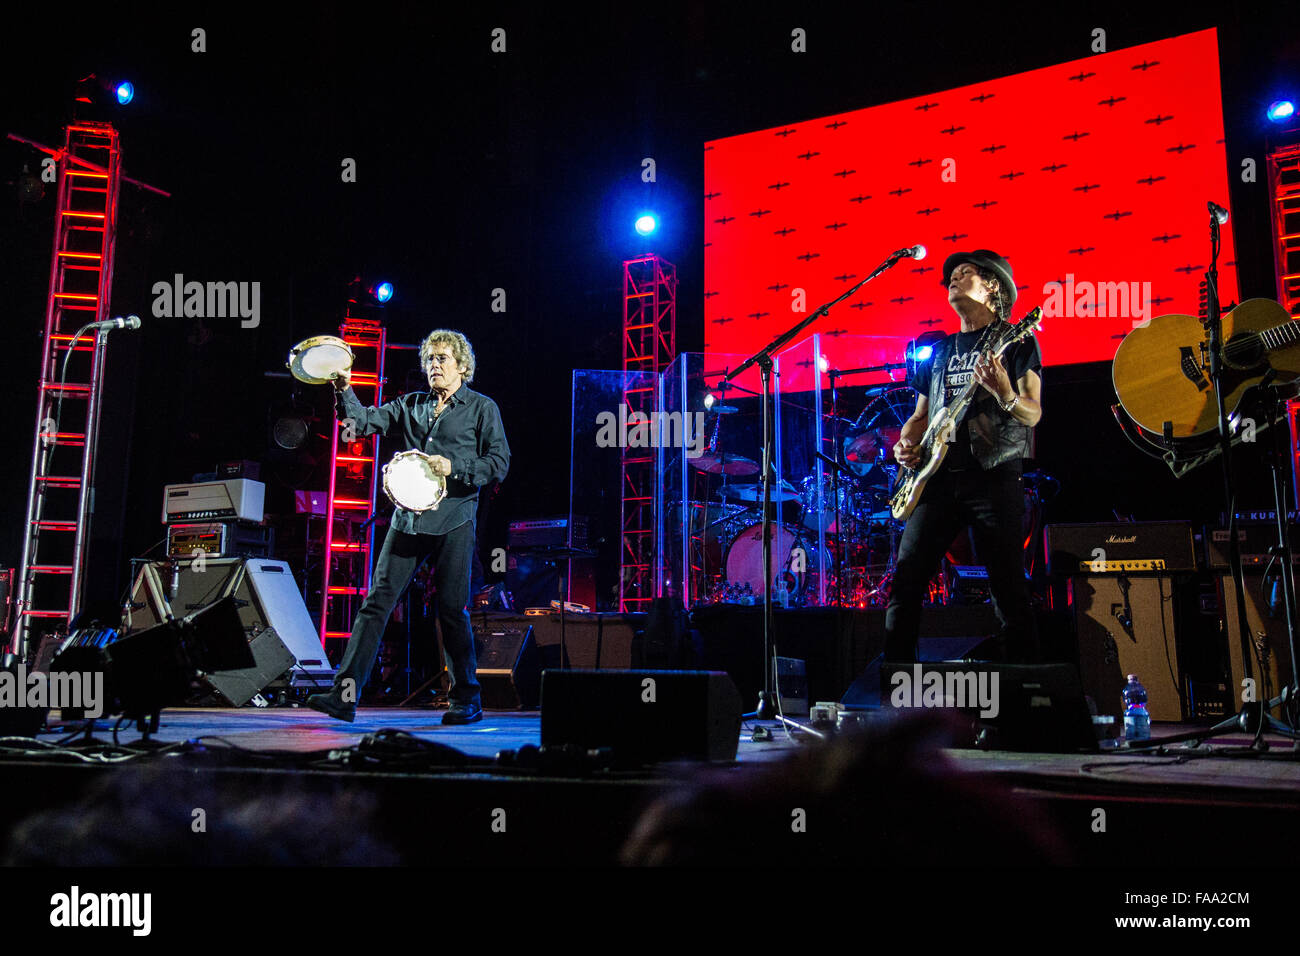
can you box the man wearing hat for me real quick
[886,250,1043,662]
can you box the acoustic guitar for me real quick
[889,307,1044,521]
[1112,298,1300,439]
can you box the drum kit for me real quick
[684,383,911,608]
[287,335,445,513]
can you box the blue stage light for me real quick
[1267,100,1296,123]
[115,81,134,105]
[914,345,933,362]
[372,281,394,303]
[634,214,658,236]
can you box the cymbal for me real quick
[691,451,759,475]
[843,426,902,473]
[719,480,800,503]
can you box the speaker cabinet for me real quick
[125,557,330,672]
[0,664,47,737]
[1219,574,1296,705]
[541,669,743,763]
[473,622,540,709]
[125,557,330,704]
[204,626,297,706]
[1072,575,1183,722]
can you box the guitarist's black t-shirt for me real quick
[914,328,1043,472]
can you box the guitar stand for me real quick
[1126,205,1300,750]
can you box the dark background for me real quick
[1,2,1297,617]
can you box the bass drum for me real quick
[724,523,829,599]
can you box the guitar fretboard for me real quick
[1261,320,1300,351]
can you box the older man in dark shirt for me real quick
[307,329,510,724]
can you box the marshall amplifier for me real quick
[1046,521,1196,575]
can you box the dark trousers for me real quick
[334,521,480,704]
[884,465,1039,662]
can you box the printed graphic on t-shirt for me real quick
[941,348,981,404]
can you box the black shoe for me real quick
[306,690,356,723]
[442,701,482,725]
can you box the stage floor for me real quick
[40,704,1300,798]
[4,705,1300,869]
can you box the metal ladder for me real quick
[319,315,386,651]
[11,122,122,659]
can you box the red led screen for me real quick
[703,28,1239,374]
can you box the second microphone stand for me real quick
[723,248,921,732]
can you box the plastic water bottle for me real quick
[775,578,790,609]
[1122,675,1150,741]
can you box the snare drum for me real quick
[287,335,354,385]
[382,450,447,512]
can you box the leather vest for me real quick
[926,323,1034,471]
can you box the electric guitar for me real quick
[889,307,1044,521]
[1112,298,1300,439]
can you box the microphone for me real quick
[894,245,927,260]
[90,315,142,331]
[1207,201,1229,225]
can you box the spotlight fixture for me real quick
[347,275,395,309]
[634,213,658,237]
[905,330,946,388]
[74,73,136,109]
[1267,100,1295,123]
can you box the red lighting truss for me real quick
[13,123,123,658]
[620,254,676,613]
[318,317,386,650]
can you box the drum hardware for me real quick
[381,450,448,512]
[286,335,355,385]
[843,386,914,479]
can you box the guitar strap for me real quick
[934,319,1003,423]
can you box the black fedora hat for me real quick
[941,249,1017,318]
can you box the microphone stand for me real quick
[723,248,918,731]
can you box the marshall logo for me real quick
[1106,535,1137,544]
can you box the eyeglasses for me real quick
[425,354,456,367]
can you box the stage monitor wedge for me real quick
[541,669,743,764]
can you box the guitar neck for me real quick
[928,327,1016,437]
[1261,320,1300,353]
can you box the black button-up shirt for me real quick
[335,382,510,535]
